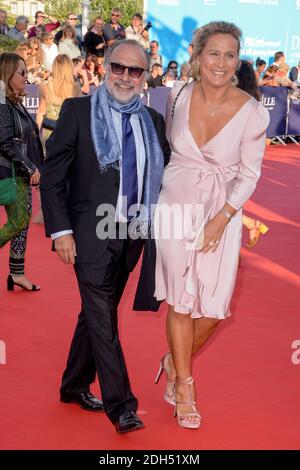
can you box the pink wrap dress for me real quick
[154,82,270,319]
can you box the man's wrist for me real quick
[51,230,73,240]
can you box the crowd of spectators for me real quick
[1,7,300,98]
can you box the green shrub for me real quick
[0,35,19,53]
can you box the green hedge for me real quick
[0,35,19,53]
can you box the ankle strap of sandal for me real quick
[176,376,194,386]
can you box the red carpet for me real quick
[0,144,299,450]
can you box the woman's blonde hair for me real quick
[15,42,32,60]
[62,24,77,43]
[27,37,44,67]
[51,54,78,100]
[190,21,242,81]
[0,52,26,102]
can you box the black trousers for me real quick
[60,235,143,423]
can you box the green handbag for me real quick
[0,163,17,206]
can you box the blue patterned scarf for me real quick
[90,83,164,231]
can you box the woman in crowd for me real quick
[163,69,177,88]
[58,25,81,60]
[83,53,100,87]
[179,63,191,83]
[15,42,32,63]
[276,63,292,87]
[166,60,179,78]
[26,37,48,84]
[255,58,266,84]
[260,64,279,86]
[34,54,80,224]
[0,52,43,291]
[36,54,81,139]
[154,22,269,429]
[83,16,106,58]
[72,57,89,94]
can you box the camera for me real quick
[144,21,152,31]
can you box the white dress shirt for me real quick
[41,43,58,71]
[51,108,146,239]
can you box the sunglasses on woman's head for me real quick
[110,62,146,79]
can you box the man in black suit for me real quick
[40,39,170,434]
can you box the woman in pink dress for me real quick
[154,22,270,429]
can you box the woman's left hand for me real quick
[198,213,228,253]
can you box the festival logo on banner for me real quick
[259,86,288,137]
[261,94,276,111]
[290,34,300,63]
[238,0,280,5]
[23,85,40,118]
[23,96,39,116]
[241,36,282,63]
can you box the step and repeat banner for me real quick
[24,85,300,137]
[145,0,300,68]
[143,86,300,138]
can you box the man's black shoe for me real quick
[60,392,104,412]
[115,411,145,434]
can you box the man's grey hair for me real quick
[111,7,122,15]
[16,16,29,25]
[104,39,150,70]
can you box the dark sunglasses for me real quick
[169,65,178,69]
[110,62,146,79]
[111,13,120,17]
[18,70,27,77]
[69,17,77,20]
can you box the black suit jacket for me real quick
[40,95,170,272]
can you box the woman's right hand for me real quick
[30,169,40,186]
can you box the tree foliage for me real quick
[0,35,18,53]
[44,0,143,26]
[44,1,82,22]
[90,0,143,26]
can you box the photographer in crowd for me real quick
[125,13,151,50]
